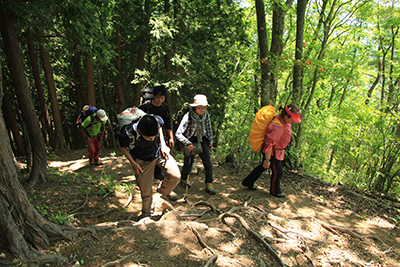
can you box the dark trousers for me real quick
[181,136,213,184]
[241,157,283,195]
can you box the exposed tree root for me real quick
[203,254,218,267]
[220,213,288,267]
[268,222,320,243]
[69,192,89,214]
[193,201,223,215]
[99,251,136,267]
[189,226,215,255]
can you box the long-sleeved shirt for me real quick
[175,112,213,145]
[262,114,292,160]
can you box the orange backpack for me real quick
[249,105,283,152]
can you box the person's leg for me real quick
[156,154,180,196]
[198,140,213,184]
[154,165,163,180]
[270,157,283,196]
[93,136,101,163]
[180,154,194,184]
[135,158,157,216]
[241,165,267,189]
[87,137,95,164]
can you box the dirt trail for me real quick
[13,148,400,266]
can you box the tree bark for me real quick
[0,102,73,264]
[255,0,271,107]
[38,32,66,150]
[0,7,47,185]
[85,56,96,106]
[133,0,151,107]
[292,0,308,104]
[115,24,124,113]
[2,82,25,156]
[27,28,55,149]
[270,0,294,102]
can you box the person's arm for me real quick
[262,123,283,169]
[159,127,170,157]
[117,139,143,175]
[99,122,106,141]
[79,126,92,145]
[167,129,174,148]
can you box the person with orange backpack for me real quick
[242,103,302,198]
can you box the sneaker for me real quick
[180,180,191,188]
[205,183,216,195]
[167,191,179,201]
[271,193,286,198]
[241,181,257,191]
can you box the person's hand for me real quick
[208,144,213,154]
[168,138,175,148]
[161,145,170,158]
[187,143,195,151]
[86,137,92,146]
[262,159,271,169]
[132,161,143,175]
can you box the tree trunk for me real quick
[255,0,272,107]
[72,54,86,149]
[133,0,151,107]
[115,24,124,113]
[270,0,294,102]
[292,0,308,104]
[85,56,96,106]
[27,28,55,149]
[97,65,116,148]
[2,82,25,156]
[38,34,66,150]
[0,104,73,264]
[0,7,47,185]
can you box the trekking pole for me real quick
[184,150,193,203]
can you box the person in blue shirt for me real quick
[175,94,216,195]
[117,114,180,219]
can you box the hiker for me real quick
[79,109,108,165]
[117,114,180,219]
[241,103,302,198]
[175,94,216,195]
[139,85,173,180]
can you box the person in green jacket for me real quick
[79,109,108,165]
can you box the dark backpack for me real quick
[76,105,97,128]
[140,88,154,105]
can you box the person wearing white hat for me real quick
[79,109,108,165]
[175,94,216,195]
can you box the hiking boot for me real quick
[167,191,179,201]
[180,180,191,188]
[205,183,216,195]
[94,159,104,166]
[89,159,95,165]
[241,181,257,191]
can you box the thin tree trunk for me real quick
[27,28,55,149]
[292,0,308,104]
[133,0,151,107]
[270,0,294,102]
[0,7,47,185]
[85,56,96,106]
[255,0,271,107]
[2,82,25,156]
[38,35,66,150]
[115,24,124,113]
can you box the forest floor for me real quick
[6,148,400,266]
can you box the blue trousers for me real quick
[181,137,213,184]
[241,157,283,195]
